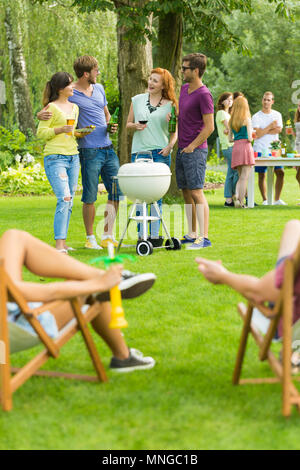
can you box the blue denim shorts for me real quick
[79,146,122,202]
[176,148,208,189]
[255,166,284,173]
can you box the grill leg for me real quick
[117,202,136,252]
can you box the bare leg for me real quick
[277,220,300,260]
[0,229,129,360]
[83,202,95,236]
[190,188,209,238]
[0,229,105,282]
[296,168,300,187]
[182,189,197,236]
[258,173,267,201]
[103,200,119,236]
[274,168,284,201]
[236,166,251,205]
[51,299,129,360]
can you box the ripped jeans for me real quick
[44,154,80,240]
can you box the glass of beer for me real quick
[66,117,75,136]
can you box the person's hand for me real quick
[166,112,171,122]
[135,123,147,131]
[268,120,278,130]
[57,125,74,134]
[195,257,228,284]
[110,123,118,134]
[223,129,229,135]
[181,144,195,154]
[37,104,52,121]
[74,131,91,138]
[159,144,173,157]
[101,264,123,291]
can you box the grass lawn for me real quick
[0,169,299,450]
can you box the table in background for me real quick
[247,156,300,208]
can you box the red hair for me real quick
[151,68,178,112]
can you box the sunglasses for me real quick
[181,66,195,71]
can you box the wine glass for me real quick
[137,111,148,125]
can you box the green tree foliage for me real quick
[0,0,118,127]
[72,0,293,53]
[202,0,300,122]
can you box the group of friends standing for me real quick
[216,91,300,209]
[36,52,299,253]
[37,53,214,251]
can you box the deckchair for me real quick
[0,259,108,412]
[232,241,300,417]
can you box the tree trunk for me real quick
[157,13,183,195]
[4,2,35,135]
[157,13,183,96]
[117,15,153,164]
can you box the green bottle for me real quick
[168,106,176,133]
[107,107,119,133]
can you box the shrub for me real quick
[205,170,226,184]
[0,126,44,172]
[207,148,225,166]
[0,163,52,195]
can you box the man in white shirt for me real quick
[252,91,285,205]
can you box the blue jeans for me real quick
[79,146,121,202]
[44,154,80,240]
[222,147,238,198]
[131,150,171,238]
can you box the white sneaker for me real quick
[85,235,103,250]
[262,200,268,206]
[273,199,287,206]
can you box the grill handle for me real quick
[134,151,154,163]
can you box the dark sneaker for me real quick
[180,234,196,244]
[224,201,234,207]
[186,237,212,250]
[110,348,155,372]
[94,270,156,302]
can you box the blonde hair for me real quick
[229,96,251,132]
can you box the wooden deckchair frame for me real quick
[0,259,108,412]
[232,242,300,417]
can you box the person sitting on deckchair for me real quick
[1,229,156,372]
[195,219,300,352]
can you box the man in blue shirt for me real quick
[38,56,121,249]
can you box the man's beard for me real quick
[88,77,96,85]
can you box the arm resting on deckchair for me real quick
[195,257,279,305]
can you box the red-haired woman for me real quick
[126,68,178,243]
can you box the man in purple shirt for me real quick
[176,53,214,250]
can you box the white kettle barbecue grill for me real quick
[116,154,181,256]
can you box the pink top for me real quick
[275,255,300,337]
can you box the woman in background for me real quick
[216,92,238,207]
[229,96,255,208]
